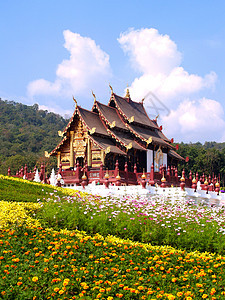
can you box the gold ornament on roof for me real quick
[128,116,134,123]
[92,91,96,101]
[141,98,145,104]
[58,131,64,137]
[110,121,116,128]
[89,127,96,135]
[73,96,77,107]
[126,142,132,150]
[45,151,50,158]
[109,83,113,95]
[147,137,152,145]
[126,84,130,98]
[105,146,111,154]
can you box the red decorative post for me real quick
[99,163,104,180]
[159,164,162,175]
[175,167,178,185]
[189,171,192,181]
[215,181,220,195]
[114,160,119,177]
[40,163,45,181]
[81,171,87,189]
[24,164,28,178]
[192,177,197,192]
[141,169,147,189]
[204,177,209,193]
[34,165,37,173]
[7,167,11,176]
[76,162,80,179]
[124,161,128,184]
[104,169,110,189]
[115,172,121,186]
[21,166,24,178]
[149,163,154,186]
[180,169,185,191]
[196,172,199,182]
[167,166,171,183]
[161,172,166,188]
[202,173,205,184]
[208,174,211,185]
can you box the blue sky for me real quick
[1,0,225,143]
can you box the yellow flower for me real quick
[32,276,38,282]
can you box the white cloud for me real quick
[162,98,225,143]
[118,28,182,75]
[118,28,223,142]
[118,28,217,106]
[27,30,111,99]
[38,104,73,118]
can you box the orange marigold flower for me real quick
[17,282,22,286]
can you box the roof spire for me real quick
[125,84,130,98]
[92,90,96,102]
[73,96,77,107]
[109,83,113,95]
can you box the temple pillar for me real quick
[87,138,92,167]
[147,149,153,172]
[70,131,74,168]
[57,152,61,168]
[101,150,105,165]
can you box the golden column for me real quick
[70,131,74,168]
[87,138,92,167]
[57,152,61,168]
[101,149,105,165]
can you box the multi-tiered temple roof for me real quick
[48,87,183,172]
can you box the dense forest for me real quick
[0,98,68,175]
[177,142,225,185]
[1,98,225,185]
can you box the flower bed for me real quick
[37,193,225,254]
[1,175,225,299]
[0,226,225,299]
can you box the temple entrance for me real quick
[135,150,147,173]
[76,157,84,168]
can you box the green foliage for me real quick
[0,176,66,202]
[0,99,68,174]
[176,142,225,185]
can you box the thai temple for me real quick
[47,86,183,179]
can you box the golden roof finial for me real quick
[126,84,130,98]
[155,114,159,121]
[141,98,145,104]
[109,83,113,95]
[92,90,96,102]
[73,96,77,107]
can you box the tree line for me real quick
[0,98,68,175]
[1,98,225,185]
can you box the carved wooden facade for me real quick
[48,88,184,171]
